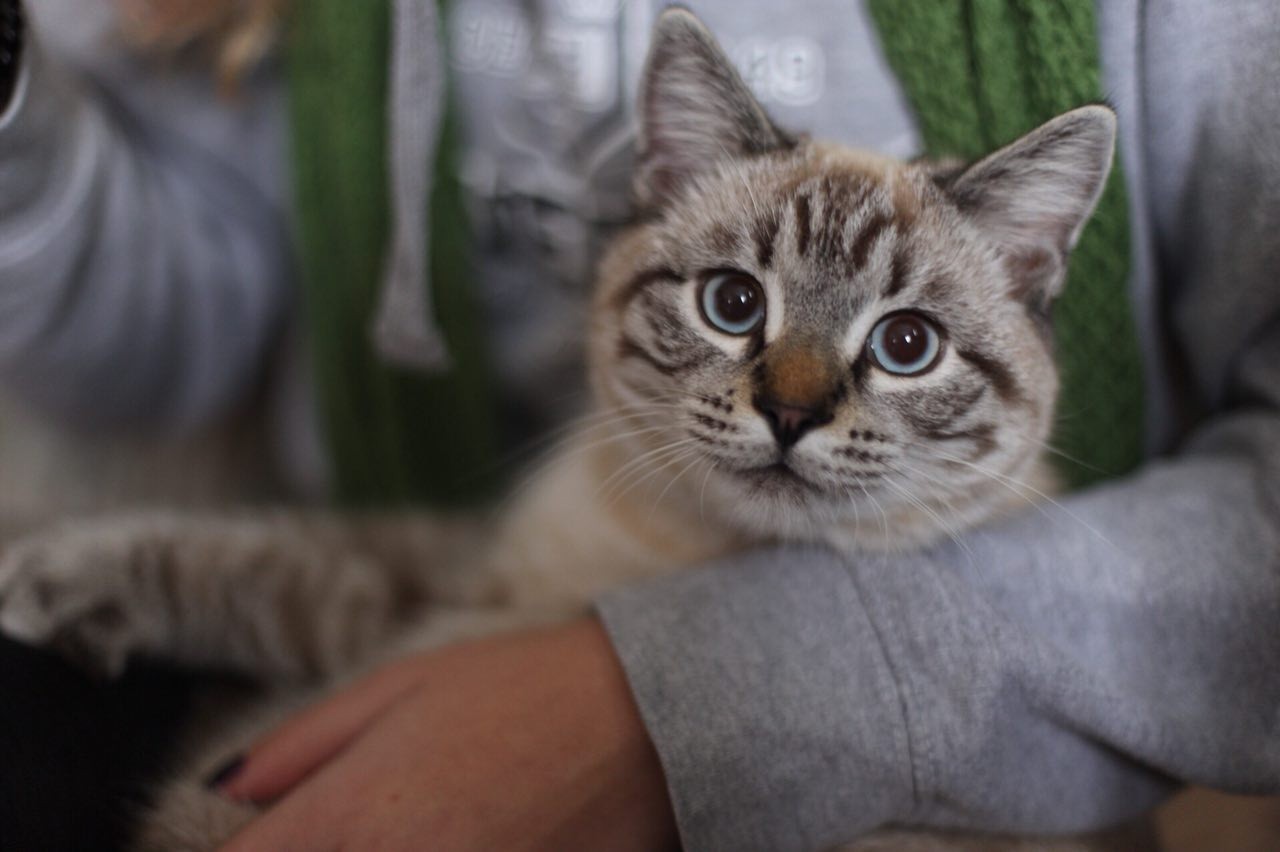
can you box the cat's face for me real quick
[588,10,1115,544]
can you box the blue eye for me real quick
[699,272,765,336]
[867,312,943,376]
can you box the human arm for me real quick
[0,4,291,431]
[599,427,1280,848]
[214,618,679,852]
[206,418,1279,851]
[207,431,1280,852]
[208,435,1279,852]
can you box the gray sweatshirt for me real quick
[2,1,1277,850]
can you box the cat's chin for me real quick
[732,461,816,495]
[704,462,866,542]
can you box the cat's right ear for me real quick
[634,7,793,210]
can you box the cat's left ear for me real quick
[946,105,1117,309]
[634,7,795,209]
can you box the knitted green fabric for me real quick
[868,0,1144,488]
[286,0,500,507]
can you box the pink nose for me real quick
[753,396,831,449]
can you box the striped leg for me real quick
[0,512,486,681]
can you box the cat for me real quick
[0,8,1129,851]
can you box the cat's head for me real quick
[588,8,1116,545]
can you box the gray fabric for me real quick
[602,439,1280,847]
[603,549,917,850]
[598,1,1280,848]
[0,0,291,431]
[372,0,452,371]
[1095,0,1173,454]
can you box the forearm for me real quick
[0,21,291,431]
[214,618,680,852]
[599,547,914,850]
[876,418,1280,803]
[598,410,1280,850]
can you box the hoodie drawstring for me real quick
[371,0,452,371]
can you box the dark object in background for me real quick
[0,637,193,852]
[0,0,23,111]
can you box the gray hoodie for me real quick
[1,1,1277,850]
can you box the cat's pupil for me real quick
[883,315,928,364]
[714,276,759,324]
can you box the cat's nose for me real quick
[753,396,832,449]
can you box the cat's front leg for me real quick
[0,512,486,680]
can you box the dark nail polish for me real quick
[204,754,246,790]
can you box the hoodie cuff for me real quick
[596,546,916,852]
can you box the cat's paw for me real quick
[133,781,259,852]
[0,527,159,678]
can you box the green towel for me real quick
[868,0,1145,488]
[286,0,499,507]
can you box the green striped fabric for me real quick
[868,0,1144,487]
[286,0,500,507]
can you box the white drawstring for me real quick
[371,0,452,371]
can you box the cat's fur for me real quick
[0,10,1129,851]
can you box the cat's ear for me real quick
[635,7,794,209]
[946,105,1117,309]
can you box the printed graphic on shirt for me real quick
[448,0,919,427]
[732,35,826,107]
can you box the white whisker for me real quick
[880,473,975,565]
[648,452,708,524]
[698,456,719,523]
[606,445,703,510]
[859,481,891,564]
[910,444,1119,554]
[598,439,702,506]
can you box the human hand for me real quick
[212,617,680,851]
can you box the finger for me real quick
[217,757,350,852]
[216,658,425,803]
[218,714,402,852]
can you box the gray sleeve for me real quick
[597,7,1280,851]
[0,26,292,431]
[599,417,1280,851]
